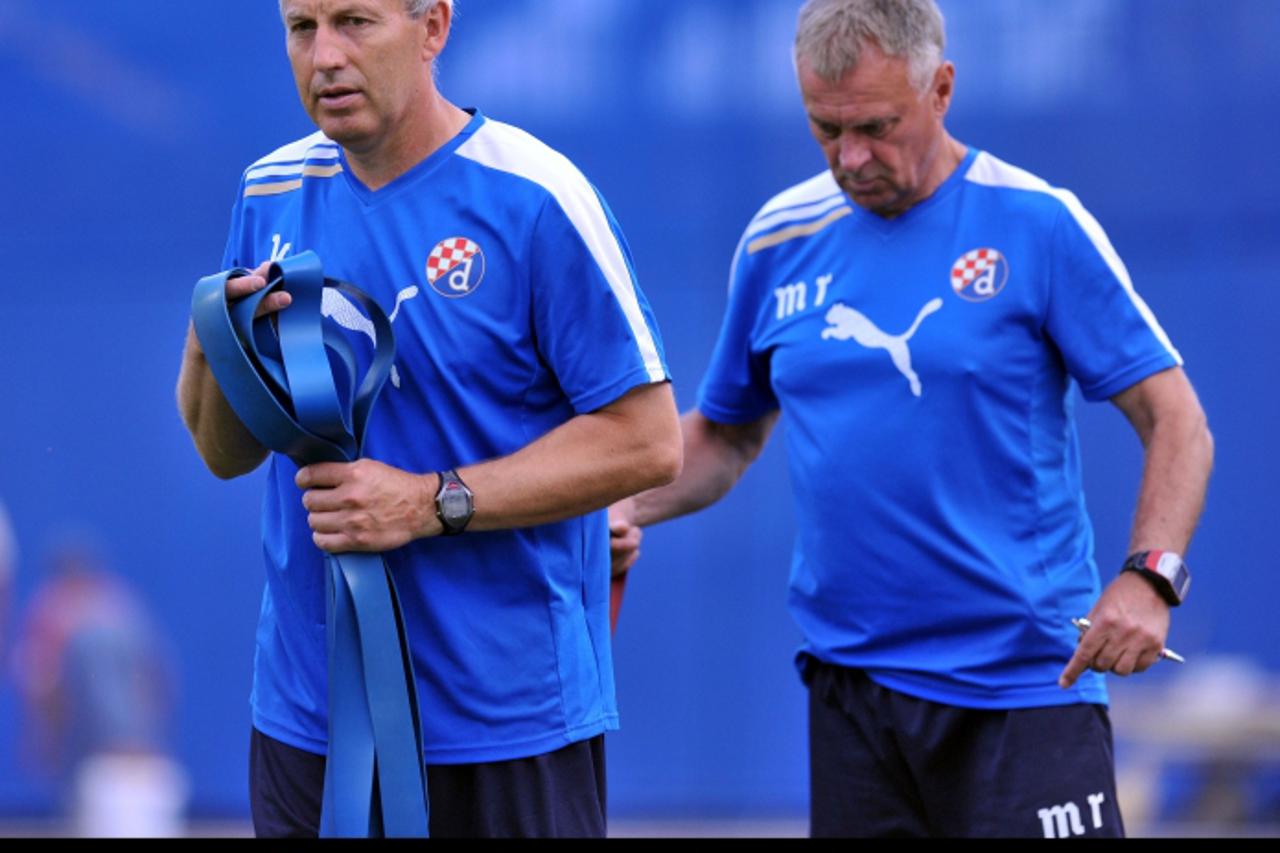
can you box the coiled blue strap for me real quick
[192,251,429,837]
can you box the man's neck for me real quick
[914,135,968,209]
[344,94,472,191]
[877,134,968,220]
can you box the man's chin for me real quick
[313,116,372,147]
[845,189,887,211]
[843,185,908,218]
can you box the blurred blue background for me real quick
[1,0,1277,834]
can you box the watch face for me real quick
[439,478,474,530]
[441,486,470,522]
[1155,552,1191,599]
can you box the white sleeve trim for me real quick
[456,122,666,383]
[965,153,1183,366]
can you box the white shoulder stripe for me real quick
[963,152,1051,194]
[751,171,842,225]
[246,131,340,177]
[246,155,342,182]
[965,153,1182,365]
[456,121,666,383]
[746,192,849,240]
[729,172,846,292]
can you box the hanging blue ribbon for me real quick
[191,251,429,837]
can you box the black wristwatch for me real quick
[434,469,474,536]
[1120,550,1190,607]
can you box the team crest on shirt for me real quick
[950,248,1008,302]
[426,237,486,298]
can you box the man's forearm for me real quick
[1127,402,1214,555]
[631,409,778,528]
[459,382,684,532]
[176,323,269,479]
[1110,367,1214,557]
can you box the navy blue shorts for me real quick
[249,728,607,838]
[806,660,1125,838]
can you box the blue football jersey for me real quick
[699,148,1180,709]
[221,111,670,762]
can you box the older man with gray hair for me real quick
[611,0,1212,837]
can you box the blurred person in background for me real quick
[0,501,14,666]
[176,0,680,838]
[611,0,1213,838]
[11,530,187,837]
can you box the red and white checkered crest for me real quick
[426,237,482,285]
[950,248,1008,302]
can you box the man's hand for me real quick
[229,261,292,318]
[609,498,642,579]
[297,459,437,553]
[607,499,641,634]
[1058,571,1171,688]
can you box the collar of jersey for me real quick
[337,108,486,207]
[848,146,979,236]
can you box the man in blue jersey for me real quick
[177,0,682,838]
[611,0,1213,838]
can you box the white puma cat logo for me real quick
[821,298,944,397]
[267,236,418,390]
[321,286,421,389]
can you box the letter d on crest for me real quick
[972,264,997,297]
[448,256,475,292]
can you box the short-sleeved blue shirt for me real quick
[699,149,1180,709]
[221,111,671,762]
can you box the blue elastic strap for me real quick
[191,251,429,837]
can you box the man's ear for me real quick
[932,61,956,118]
[421,1,453,63]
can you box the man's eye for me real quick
[289,20,316,34]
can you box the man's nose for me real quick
[312,23,348,71]
[837,134,873,173]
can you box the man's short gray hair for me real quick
[278,0,452,20]
[794,0,945,91]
